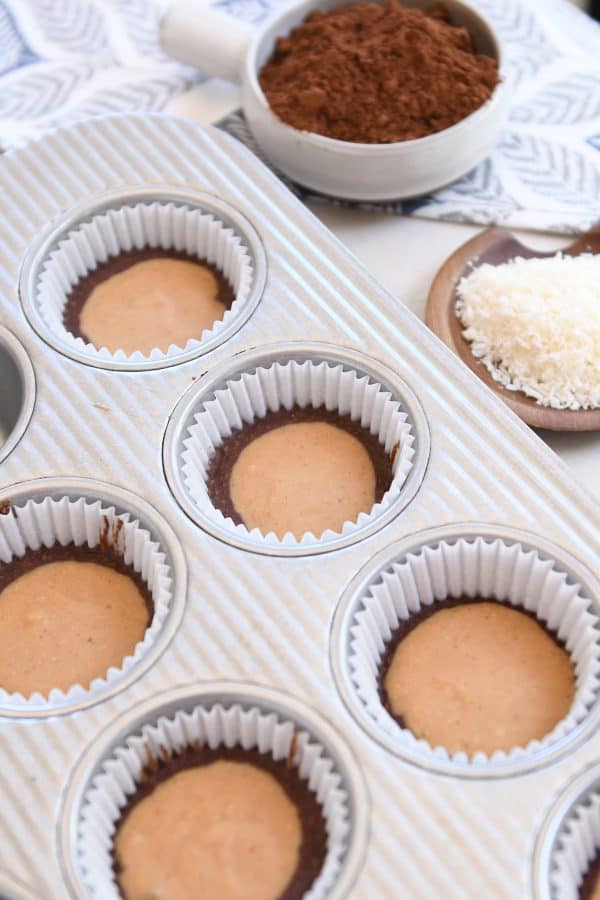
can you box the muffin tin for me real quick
[0,112,599,898]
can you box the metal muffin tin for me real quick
[0,112,598,899]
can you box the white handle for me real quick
[160,0,253,85]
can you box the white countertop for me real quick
[167,83,600,502]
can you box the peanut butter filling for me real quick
[79,258,227,354]
[114,760,302,900]
[0,560,149,695]
[384,601,575,755]
[229,421,377,538]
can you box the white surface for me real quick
[165,74,599,501]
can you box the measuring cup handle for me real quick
[160,0,253,86]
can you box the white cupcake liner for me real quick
[550,788,600,899]
[77,698,352,900]
[0,494,173,710]
[181,357,415,547]
[347,536,600,768]
[36,200,254,363]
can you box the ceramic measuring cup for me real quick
[161,0,509,201]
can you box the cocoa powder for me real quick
[259,0,499,143]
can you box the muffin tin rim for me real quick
[531,760,600,900]
[0,476,187,719]
[162,339,431,557]
[18,184,268,372]
[0,325,36,465]
[57,680,370,900]
[330,522,600,781]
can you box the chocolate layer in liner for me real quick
[377,596,572,729]
[62,248,235,343]
[581,854,600,900]
[112,744,328,900]
[206,405,396,526]
[0,543,154,624]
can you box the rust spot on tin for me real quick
[0,501,12,516]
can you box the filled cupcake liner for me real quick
[0,495,173,708]
[347,536,600,767]
[36,201,254,362]
[550,788,600,900]
[181,357,415,547]
[77,699,352,899]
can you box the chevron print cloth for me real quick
[0,0,598,232]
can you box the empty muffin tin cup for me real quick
[59,683,368,900]
[163,342,430,556]
[330,524,600,779]
[19,186,266,371]
[0,478,186,717]
[0,326,35,464]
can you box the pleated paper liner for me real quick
[75,688,366,900]
[24,189,262,369]
[0,489,175,714]
[334,532,600,776]
[177,352,418,552]
[550,787,600,900]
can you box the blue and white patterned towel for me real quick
[0,0,598,232]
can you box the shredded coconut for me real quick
[456,253,600,410]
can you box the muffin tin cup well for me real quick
[0,326,35,465]
[59,682,369,900]
[330,524,600,779]
[163,342,430,556]
[0,478,186,718]
[19,186,267,371]
[533,763,600,900]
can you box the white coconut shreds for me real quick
[455,253,600,410]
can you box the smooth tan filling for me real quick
[229,421,376,539]
[80,258,227,354]
[591,872,600,900]
[384,601,575,756]
[0,561,149,695]
[115,761,302,900]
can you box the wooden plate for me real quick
[426,226,600,432]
